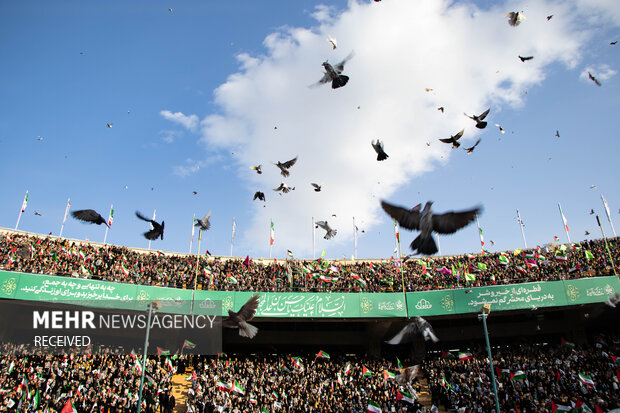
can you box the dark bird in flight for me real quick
[274,182,295,193]
[547,15,553,20]
[495,124,505,133]
[464,138,481,154]
[555,130,560,138]
[611,41,617,45]
[315,221,337,240]
[195,211,211,231]
[439,129,464,148]
[585,230,590,236]
[588,72,602,86]
[437,107,444,113]
[135,211,164,240]
[106,123,113,128]
[71,209,109,227]
[253,191,265,202]
[386,316,439,344]
[381,200,481,255]
[250,165,263,174]
[464,108,490,129]
[223,294,260,338]
[504,11,525,26]
[371,139,389,161]
[519,55,534,62]
[34,211,42,216]
[274,157,297,177]
[590,209,595,215]
[313,52,353,89]
[311,183,322,192]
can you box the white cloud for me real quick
[195,0,616,256]
[160,129,182,144]
[173,159,207,177]
[160,110,199,132]
[580,64,617,83]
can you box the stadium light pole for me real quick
[137,300,160,413]
[478,304,500,413]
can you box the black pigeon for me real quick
[465,108,490,129]
[611,41,617,45]
[439,129,464,148]
[195,211,211,230]
[192,191,198,195]
[385,316,438,344]
[223,294,260,338]
[588,72,602,86]
[253,191,265,202]
[71,209,109,227]
[313,52,353,89]
[275,157,297,177]
[464,138,481,154]
[135,211,164,240]
[34,211,42,216]
[590,209,595,215]
[495,124,505,133]
[437,107,444,113]
[519,55,534,62]
[547,15,553,20]
[274,182,295,193]
[315,221,337,239]
[555,130,560,138]
[250,165,263,174]
[585,230,590,236]
[311,183,322,192]
[381,200,481,255]
[371,139,389,161]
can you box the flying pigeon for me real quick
[315,221,337,240]
[253,191,265,202]
[425,88,433,92]
[555,130,560,138]
[192,191,198,195]
[611,41,617,45]
[519,55,534,62]
[250,165,263,174]
[313,52,353,89]
[223,294,260,338]
[588,72,602,86]
[34,211,42,216]
[437,107,444,113]
[547,15,553,20]
[381,200,481,255]
[195,211,211,231]
[464,108,490,129]
[371,139,389,161]
[274,157,297,177]
[36,136,44,141]
[106,123,113,128]
[392,365,421,386]
[168,8,172,12]
[590,185,597,189]
[606,292,620,308]
[311,183,322,192]
[71,209,109,227]
[327,35,337,49]
[495,124,505,133]
[135,211,164,240]
[385,316,439,344]
[590,209,595,215]
[585,230,590,236]
[464,138,481,154]
[490,240,495,245]
[439,129,464,148]
[274,182,295,193]
[504,11,526,27]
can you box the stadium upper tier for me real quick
[1,230,618,293]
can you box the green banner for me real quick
[563,277,619,305]
[405,289,456,316]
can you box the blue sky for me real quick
[1,0,619,260]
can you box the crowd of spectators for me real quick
[1,230,618,293]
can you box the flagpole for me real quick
[147,209,156,250]
[436,234,441,256]
[59,197,71,238]
[353,216,357,260]
[195,230,202,290]
[394,220,406,295]
[476,214,484,252]
[558,203,571,243]
[596,215,618,276]
[601,195,617,237]
[230,218,236,257]
[15,190,28,230]
[103,204,113,244]
[312,217,316,260]
[269,218,273,259]
[516,209,528,249]
[189,213,195,254]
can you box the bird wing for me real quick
[381,201,422,230]
[135,211,153,223]
[143,229,160,240]
[311,183,320,190]
[281,156,298,169]
[385,322,420,345]
[202,211,211,223]
[464,138,481,152]
[274,183,284,191]
[439,137,454,144]
[453,129,464,140]
[334,51,354,72]
[432,206,481,234]
[315,221,330,231]
[236,294,260,322]
[71,209,104,224]
[477,109,490,120]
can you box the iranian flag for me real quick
[250,396,257,404]
[362,365,373,376]
[8,361,14,374]
[578,373,594,386]
[216,381,231,392]
[291,356,304,371]
[134,358,143,374]
[61,399,77,413]
[511,370,526,380]
[367,401,382,413]
[318,275,334,283]
[344,363,351,375]
[394,220,400,242]
[20,191,28,213]
[551,401,572,412]
[107,205,114,227]
[561,338,575,349]
[316,350,330,359]
[227,275,238,284]
[270,220,275,245]
[165,357,174,371]
[231,379,245,395]
[396,390,415,404]
[121,263,130,276]
[337,372,344,386]
[270,391,279,400]
[515,265,527,274]
[554,253,567,262]
[458,352,473,360]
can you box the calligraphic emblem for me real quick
[136,290,150,301]
[566,285,580,301]
[604,284,613,295]
[1,278,17,296]
[360,297,373,314]
[396,300,404,311]
[440,295,454,312]
[415,299,432,310]
[223,296,234,312]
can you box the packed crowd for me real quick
[1,231,618,293]
[425,335,620,413]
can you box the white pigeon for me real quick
[274,182,295,194]
[606,292,619,308]
[316,221,337,239]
